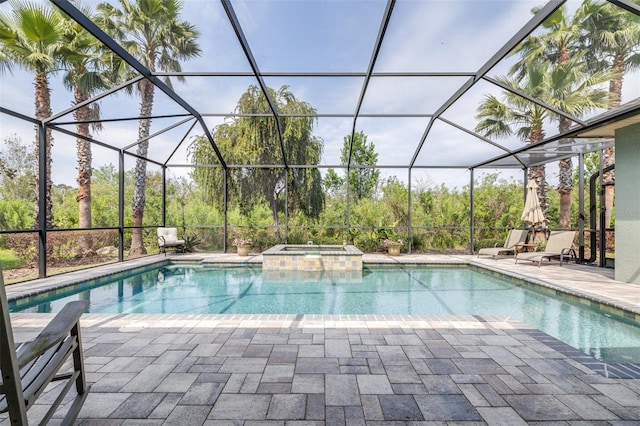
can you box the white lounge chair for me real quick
[477,229,528,259]
[515,230,577,267]
[157,227,186,255]
[0,264,90,424]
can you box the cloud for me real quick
[375,0,542,72]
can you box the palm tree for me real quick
[475,63,550,216]
[583,1,640,228]
[545,55,611,228]
[96,0,201,255]
[510,2,600,79]
[0,1,65,230]
[59,3,110,256]
[510,2,607,229]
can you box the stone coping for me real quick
[262,244,363,256]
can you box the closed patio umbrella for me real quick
[521,179,546,243]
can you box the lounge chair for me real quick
[157,227,185,255]
[477,229,528,259]
[0,264,90,424]
[515,230,577,267]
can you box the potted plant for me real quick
[233,237,254,256]
[183,234,200,253]
[383,238,403,256]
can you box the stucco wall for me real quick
[615,122,640,284]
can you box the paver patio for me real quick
[3,254,640,425]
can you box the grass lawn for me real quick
[0,249,26,270]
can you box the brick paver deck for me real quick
[3,253,640,425]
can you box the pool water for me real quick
[11,264,640,363]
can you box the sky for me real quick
[1,0,639,189]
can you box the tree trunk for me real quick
[271,189,280,237]
[129,80,154,256]
[558,156,572,228]
[603,147,615,230]
[33,71,54,230]
[130,209,145,256]
[74,88,94,257]
[559,186,572,229]
[557,116,573,229]
[603,56,624,229]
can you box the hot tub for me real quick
[262,244,363,271]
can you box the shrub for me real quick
[4,234,37,266]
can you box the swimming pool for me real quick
[10,264,640,364]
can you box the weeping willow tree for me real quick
[189,85,324,229]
